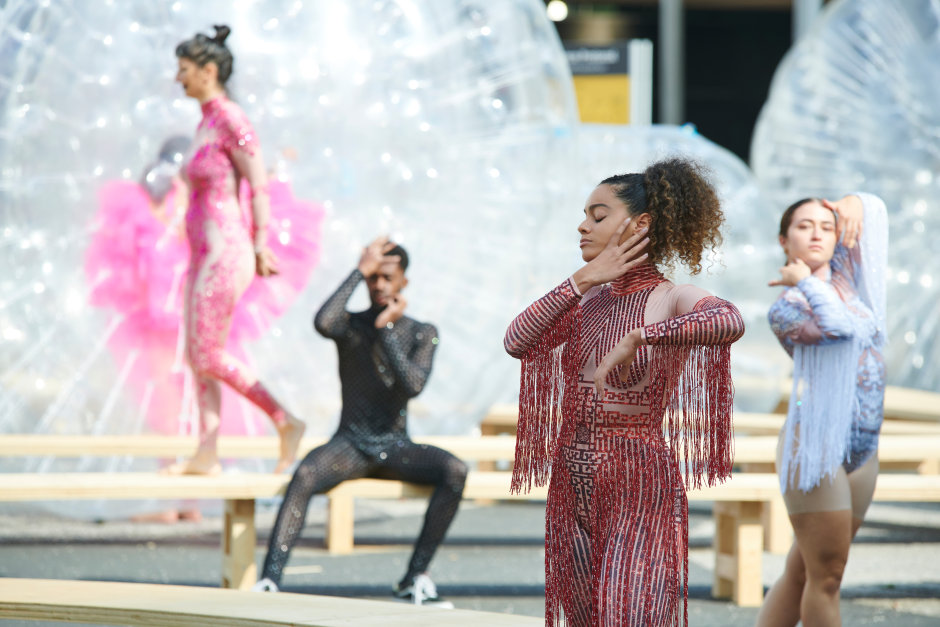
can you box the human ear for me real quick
[633,212,652,230]
[202,61,219,85]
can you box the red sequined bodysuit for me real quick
[505,265,744,627]
[183,96,285,435]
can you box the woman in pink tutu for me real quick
[86,138,192,440]
[169,24,306,474]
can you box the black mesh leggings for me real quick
[261,433,468,585]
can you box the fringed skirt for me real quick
[545,433,688,627]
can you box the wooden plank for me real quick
[712,503,735,598]
[883,386,940,422]
[871,473,940,500]
[326,495,355,555]
[732,435,940,464]
[761,494,792,555]
[0,578,543,626]
[1,471,937,504]
[733,502,764,607]
[732,413,940,436]
[0,435,519,461]
[711,501,764,607]
[0,473,289,501]
[731,378,940,423]
[221,499,257,590]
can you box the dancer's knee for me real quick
[444,457,468,492]
[188,349,225,380]
[806,548,847,596]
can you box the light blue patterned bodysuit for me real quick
[768,193,888,494]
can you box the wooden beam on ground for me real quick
[0,578,542,626]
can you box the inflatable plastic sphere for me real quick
[0,0,577,518]
[751,0,940,391]
[576,124,788,412]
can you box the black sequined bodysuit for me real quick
[260,270,467,587]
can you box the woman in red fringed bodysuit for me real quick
[505,159,745,626]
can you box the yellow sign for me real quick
[565,43,631,125]
[572,74,630,124]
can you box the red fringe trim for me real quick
[545,463,587,626]
[651,343,734,490]
[512,306,581,494]
[545,439,689,626]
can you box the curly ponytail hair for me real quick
[601,158,723,275]
[175,25,234,86]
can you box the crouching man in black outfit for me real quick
[253,237,467,607]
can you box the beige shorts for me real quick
[776,433,879,520]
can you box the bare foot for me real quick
[161,449,222,476]
[177,508,203,522]
[274,416,306,473]
[131,509,181,524]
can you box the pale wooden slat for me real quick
[0,578,542,626]
[5,429,939,463]
[732,413,940,436]
[730,379,940,423]
[731,435,940,464]
[0,435,518,460]
[882,385,940,422]
[2,471,938,504]
[0,473,289,501]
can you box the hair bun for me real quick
[212,24,231,45]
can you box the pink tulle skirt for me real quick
[85,178,323,436]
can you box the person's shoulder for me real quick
[218,100,254,132]
[658,279,705,303]
[219,98,247,117]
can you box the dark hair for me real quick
[157,135,191,165]
[141,135,191,203]
[600,158,723,275]
[387,244,409,272]
[778,197,824,237]
[175,25,234,86]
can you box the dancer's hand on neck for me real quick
[572,218,649,294]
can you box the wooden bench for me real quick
[3,468,939,607]
[301,471,940,607]
[482,404,940,556]
[730,377,940,424]
[733,411,940,436]
[4,403,939,607]
[732,434,940,554]
[702,472,940,606]
[0,577,541,626]
[485,405,940,438]
[0,469,770,605]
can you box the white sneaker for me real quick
[393,573,454,608]
[251,577,279,592]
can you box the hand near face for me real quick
[358,236,400,277]
[822,195,863,249]
[573,218,649,294]
[375,294,407,329]
[594,328,643,397]
[769,257,811,287]
[255,247,280,277]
